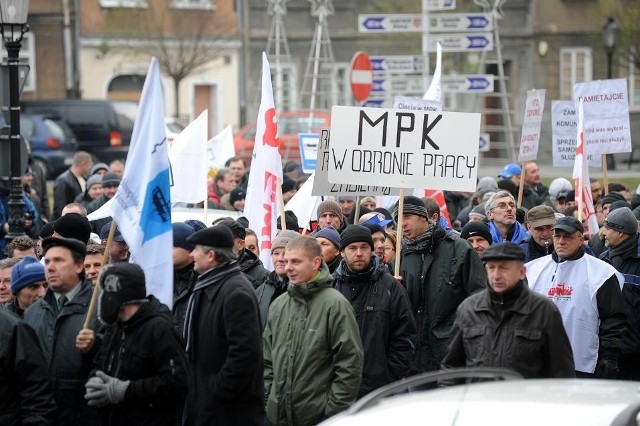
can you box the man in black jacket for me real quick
[600,206,640,380]
[334,225,416,398]
[23,236,100,425]
[218,219,268,289]
[52,151,93,219]
[182,226,263,425]
[0,309,56,425]
[85,263,188,425]
[442,243,575,378]
[171,222,197,333]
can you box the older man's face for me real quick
[488,196,516,227]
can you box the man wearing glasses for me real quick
[526,216,627,379]
[486,190,530,244]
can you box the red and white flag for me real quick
[244,52,283,268]
[412,188,452,228]
[573,99,598,235]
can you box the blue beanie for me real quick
[314,226,340,250]
[173,222,196,252]
[11,255,46,294]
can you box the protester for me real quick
[6,235,38,259]
[486,190,530,244]
[244,228,260,258]
[600,207,640,380]
[171,222,196,333]
[591,178,603,205]
[87,172,121,234]
[497,162,541,210]
[338,195,356,218]
[255,230,299,330]
[360,196,377,211]
[315,199,346,232]
[208,168,237,208]
[4,256,47,318]
[333,225,416,397]
[24,236,99,425]
[442,243,575,378]
[526,216,627,378]
[74,174,103,208]
[281,176,298,203]
[0,257,18,307]
[53,151,93,219]
[84,243,105,286]
[108,159,125,177]
[395,195,486,374]
[548,177,573,212]
[314,225,342,273]
[100,221,130,263]
[360,221,387,261]
[85,263,188,425]
[0,309,56,425]
[521,205,556,262]
[90,162,109,177]
[217,219,268,289]
[524,162,549,203]
[460,221,492,257]
[61,202,88,217]
[183,226,264,425]
[263,236,363,425]
[590,192,627,257]
[225,156,247,189]
[383,230,397,264]
[223,187,246,212]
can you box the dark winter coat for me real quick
[442,281,575,378]
[600,234,640,359]
[333,256,416,397]
[399,228,486,374]
[238,248,269,289]
[86,195,112,234]
[23,280,100,426]
[0,309,56,425]
[172,263,197,333]
[52,169,83,219]
[255,270,288,331]
[91,297,188,426]
[182,261,264,426]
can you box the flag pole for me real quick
[277,178,286,231]
[83,219,117,329]
[516,162,526,208]
[353,196,361,223]
[601,154,609,196]
[394,189,405,277]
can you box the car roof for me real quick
[323,379,640,426]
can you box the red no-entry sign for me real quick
[350,51,373,101]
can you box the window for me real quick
[629,53,640,111]
[560,48,592,99]
[0,32,36,92]
[170,0,215,10]
[99,0,148,8]
[271,63,297,112]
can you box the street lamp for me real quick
[0,0,29,241]
[602,16,619,170]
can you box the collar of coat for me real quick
[288,262,333,300]
[474,280,532,316]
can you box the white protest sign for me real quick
[573,78,632,154]
[393,96,442,111]
[551,100,601,167]
[312,129,397,196]
[328,106,481,192]
[518,89,545,162]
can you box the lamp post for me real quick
[0,0,29,242]
[603,16,619,170]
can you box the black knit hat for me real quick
[281,176,296,193]
[460,221,492,244]
[217,220,246,240]
[277,210,299,231]
[340,224,374,251]
[393,195,429,221]
[98,262,147,324]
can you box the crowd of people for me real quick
[1,154,639,425]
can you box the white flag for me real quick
[573,99,599,236]
[207,124,236,171]
[244,52,284,268]
[284,173,320,232]
[424,42,442,102]
[112,57,174,308]
[168,110,208,204]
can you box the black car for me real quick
[21,99,136,164]
[21,113,77,179]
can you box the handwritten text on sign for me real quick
[518,89,545,162]
[328,106,480,192]
[312,129,397,196]
[551,100,601,168]
[573,78,632,155]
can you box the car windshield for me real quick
[112,101,138,132]
[45,118,75,139]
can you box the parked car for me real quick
[20,113,77,179]
[234,111,330,166]
[322,368,640,426]
[21,99,136,164]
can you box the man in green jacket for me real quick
[395,196,486,375]
[263,236,364,426]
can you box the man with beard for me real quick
[395,196,486,374]
[333,225,416,397]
